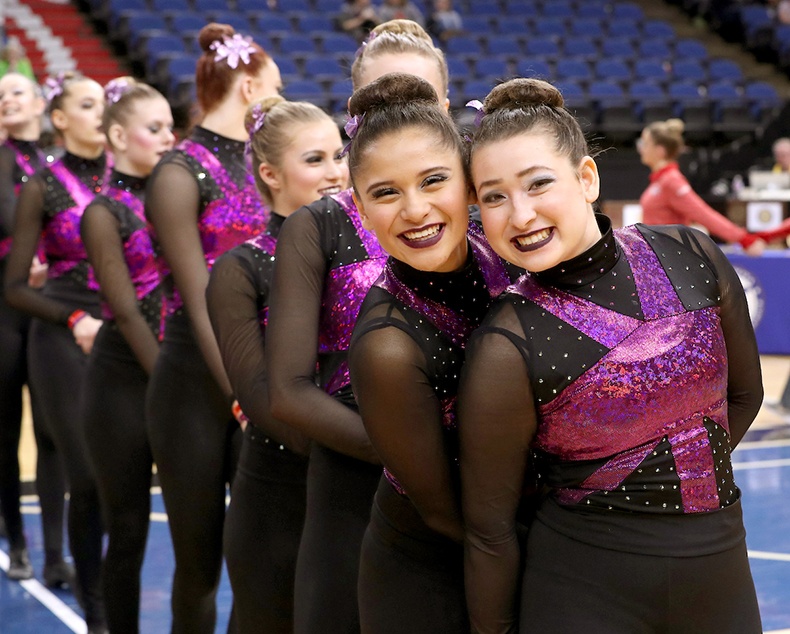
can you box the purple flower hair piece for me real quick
[210,33,256,70]
[246,102,267,137]
[105,78,132,105]
[43,73,66,104]
[339,112,365,158]
[465,99,485,127]
[354,30,378,60]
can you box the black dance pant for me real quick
[519,518,763,633]
[0,266,66,557]
[294,443,380,634]
[146,313,241,634]
[224,424,308,633]
[83,325,153,634]
[358,478,468,634]
[27,314,104,625]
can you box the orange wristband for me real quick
[67,309,88,330]
[232,400,249,425]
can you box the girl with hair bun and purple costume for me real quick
[265,19,451,634]
[80,76,175,634]
[459,77,763,633]
[4,70,109,633]
[143,22,280,633]
[207,95,348,633]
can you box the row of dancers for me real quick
[1,17,764,634]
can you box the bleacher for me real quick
[85,0,786,145]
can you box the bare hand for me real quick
[28,256,48,288]
[72,315,103,355]
[744,238,766,257]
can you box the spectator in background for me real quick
[427,0,464,42]
[379,0,425,27]
[0,38,35,81]
[771,137,790,171]
[337,0,382,43]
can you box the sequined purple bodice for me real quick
[40,160,103,289]
[248,231,277,328]
[511,226,729,513]
[0,140,45,259]
[100,186,160,320]
[164,139,269,315]
[318,189,388,395]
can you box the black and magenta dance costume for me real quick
[0,138,67,571]
[208,212,311,633]
[4,150,110,627]
[81,170,162,632]
[145,127,268,633]
[350,221,512,633]
[266,189,387,634]
[464,217,763,633]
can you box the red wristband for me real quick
[67,309,88,330]
[739,234,759,249]
[232,400,250,425]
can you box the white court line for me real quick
[737,438,790,450]
[765,630,790,633]
[748,550,790,562]
[733,458,790,470]
[0,549,86,633]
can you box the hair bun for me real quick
[665,118,685,135]
[370,18,432,42]
[198,23,236,53]
[348,72,437,117]
[483,78,564,114]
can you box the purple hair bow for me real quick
[211,33,256,70]
[43,73,66,104]
[465,99,485,127]
[339,113,365,158]
[105,78,131,105]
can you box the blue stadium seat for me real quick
[611,2,644,21]
[150,0,190,12]
[607,18,639,40]
[463,16,494,34]
[641,19,675,40]
[164,54,198,93]
[595,59,632,84]
[107,0,148,29]
[314,0,340,10]
[744,80,781,106]
[297,14,335,33]
[739,5,773,44]
[633,59,669,83]
[555,59,590,82]
[460,79,498,103]
[191,0,228,12]
[125,14,169,48]
[638,39,671,59]
[280,0,311,11]
[283,79,325,104]
[516,59,551,80]
[492,16,531,37]
[569,18,604,39]
[252,13,291,34]
[707,58,743,83]
[278,34,319,56]
[486,36,522,58]
[540,18,567,38]
[587,80,626,102]
[562,37,598,60]
[674,38,708,60]
[171,14,209,35]
[671,59,707,83]
[144,33,188,66]
[204,11,251,33]
[524,37,560,59]
[275,56,299,77]
[628,80,666,102]
[466,4,502,17]
[474,58,510,81]
[320,33,358,56]
[304,57,344,82]
[447,56,470,78]
[554,80,585,101]
[541,1,573,19]
[445,36,484,57]
[577,4,607,19]
[600,38,636,59]
[707,81,741,102]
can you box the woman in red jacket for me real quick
[638,118,765,255]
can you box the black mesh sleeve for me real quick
[350,311,464,542]
[458,302,537,634]
[266,206,379,464]
[145,159,232,399]
[3,176,71,324]
[0,146,18,237]
[80,200,160,374]
[207,249,312,455]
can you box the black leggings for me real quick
[223,424,308,633]
[83,325,153,634]
[294,443,380,634]
[358,478,468,634]
[0,276,66,558]
[146,313,241,634]
[519,519,762,634]
[27,314,104,626]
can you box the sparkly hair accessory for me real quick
[339,113,365,158]
[465,99,485,127]
[104,78,132,105]
[210,33,256,70]
[246,102,267,137]
[354,30,378,60]
[43,73,66,103]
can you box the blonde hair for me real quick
[350,19,449,97]
[245,95,333,206]
[102,77,165,147]
[644,118,686,160]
